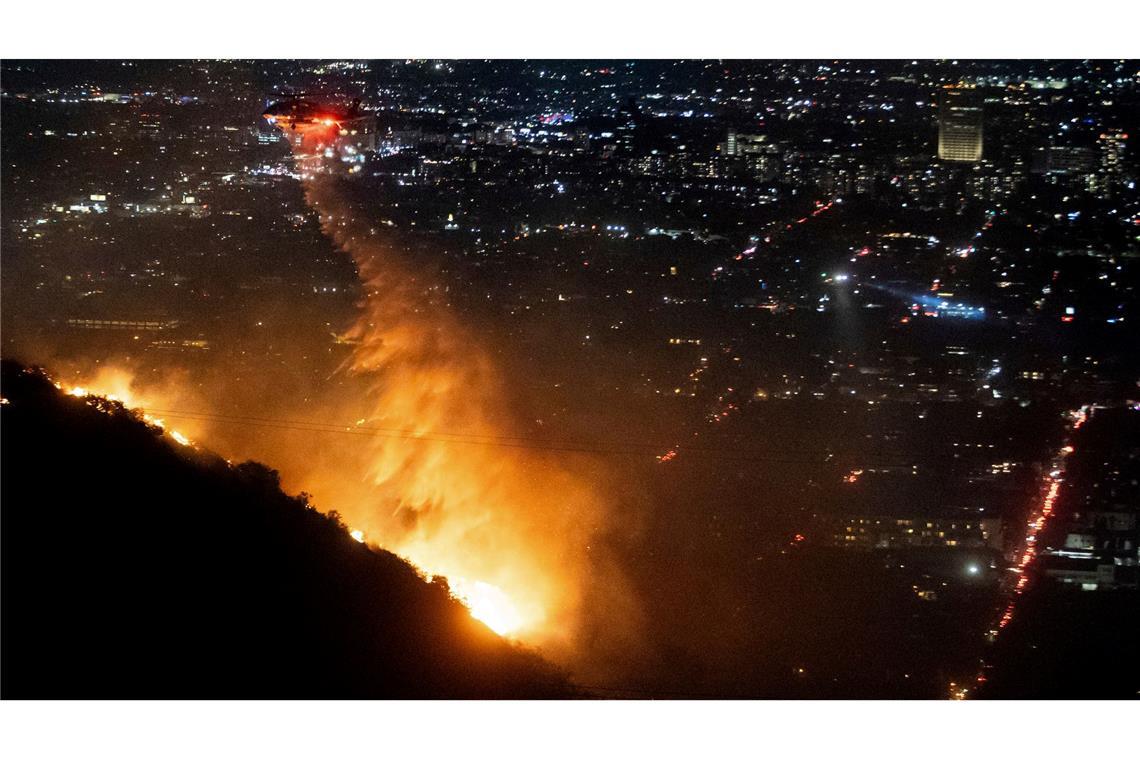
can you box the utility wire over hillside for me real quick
[138,405,970,468]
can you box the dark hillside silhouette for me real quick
[0,360,574,698]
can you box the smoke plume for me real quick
[281,141,640,668]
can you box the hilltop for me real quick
[0,360,574,698]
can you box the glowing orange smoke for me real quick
[276,124,632,647]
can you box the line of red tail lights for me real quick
[995,410,1085,637]
[997,408,1086,632]
[723,198,838,268]
[956,406,1089,699]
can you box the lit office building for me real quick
[1099,129,1127,177]
[937,87,984,163]
[828,515,1003,551]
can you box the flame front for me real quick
[447,578,524,637]
[49,358,550,640]
[49,367,201,451]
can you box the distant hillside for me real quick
[0,360,574,698]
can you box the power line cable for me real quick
[137,405,980,468]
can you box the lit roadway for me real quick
[952,405,1090,699]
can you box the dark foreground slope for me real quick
[0,361,574,698]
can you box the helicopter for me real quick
[261,94,368,131]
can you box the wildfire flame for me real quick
[46,362,543,639]
[49,371,198,451]
[45,369,534,636]
[447,577,524,637]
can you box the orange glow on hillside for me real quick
[447,577,525,636]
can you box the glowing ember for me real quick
[44,371,203,452]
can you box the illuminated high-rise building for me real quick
[1092,129,1128,198]
[721,128,769,158]
[937,86,983,163]
[1099,129,1127,177]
